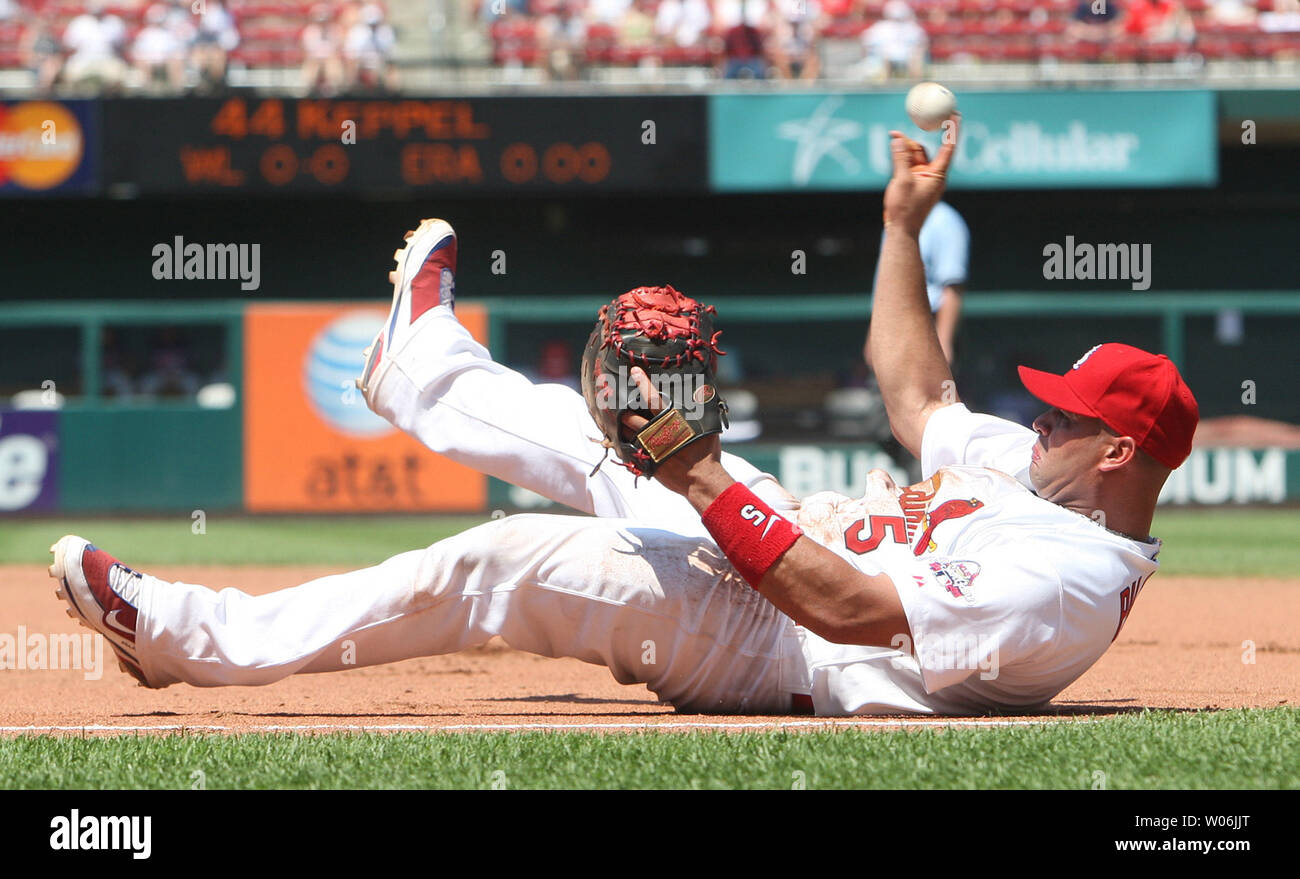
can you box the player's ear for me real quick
[1097,433,1138,473]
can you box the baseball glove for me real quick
[581,285,729,478]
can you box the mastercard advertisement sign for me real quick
[244,302,488,512]
[0,101,98,194]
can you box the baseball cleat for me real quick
[48,534,153,687]
[358,218,457,399]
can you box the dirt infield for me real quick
[1,564,1295,733]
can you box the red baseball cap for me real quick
[1017,343,1199,469]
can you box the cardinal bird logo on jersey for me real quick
[913,498,984,556]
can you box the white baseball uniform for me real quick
[131,306,1160,715]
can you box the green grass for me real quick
[1149,508,1300,577]
[2,508,1297,577]
[0,515,492,567]
[1,709,1295,789]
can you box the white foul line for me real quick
[0,717,1088,735]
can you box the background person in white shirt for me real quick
[131,4,187,92]
[343,2,398,91]
[63,1,128,91]
[655,0,713,49]
[190,0,240,90]
[860,0,927,80]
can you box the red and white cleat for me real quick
[357,218,457,403]
[49,534,155,687]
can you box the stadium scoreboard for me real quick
[103,97,708,194]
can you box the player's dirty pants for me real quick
[137,514,803,712]
[135,306,806,711]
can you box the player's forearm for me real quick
[754,540,910,647]
[870,225,956,455]
[681,470,910,648]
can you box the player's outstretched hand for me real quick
[882,112,959,235]
[621,366,727,500]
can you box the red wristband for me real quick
[701,483,803,589]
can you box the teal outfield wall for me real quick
[491,444,1300,512]
[58,405,243,512]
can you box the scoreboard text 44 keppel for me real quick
[103,96,708,193]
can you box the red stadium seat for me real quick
[490,19,540,66]
[822,19,868,38]
[662,44,714,65]
[1061,39,1103,61]
[584,23,617,64]
[610,45,654,65]
[1195,36,1232,58]
[230,46,277,66]
[1111,36,1142,61]
[924,19,964,37]
[1030,17,1067,35]
[242,24,304,42]
[928,36,956,60]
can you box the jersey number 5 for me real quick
[844,516,908,554]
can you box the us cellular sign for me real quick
[709,90,1217,191]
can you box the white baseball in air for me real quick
[905,82,957,132]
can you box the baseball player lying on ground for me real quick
[49,117,1200,715]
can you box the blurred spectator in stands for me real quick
[716,0,771,78]
[619,0,658,57]
[1150,0,1197,45]
[191,0,239,92]
[0,0,18,21]
[138,327,201,398]
[1260,0,1300,33]
[477,0,529,23]
[344,2,399,92]
[819,0,864,18]
[720,18,769,77]
[1207,0,1258,25]
[163,0,197,47]
[860,0,927,81]
[716,0,770,28]
[20,20,64,93]
[589,0,633,24]
[132,4,187,92]
[770,0,822,80]
[302,4,346,95]
[655,0,712,50]
[62,1,129,93]
[538,0,586,79]
[1123,0,1169,37]
[1067,0,1125,43]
